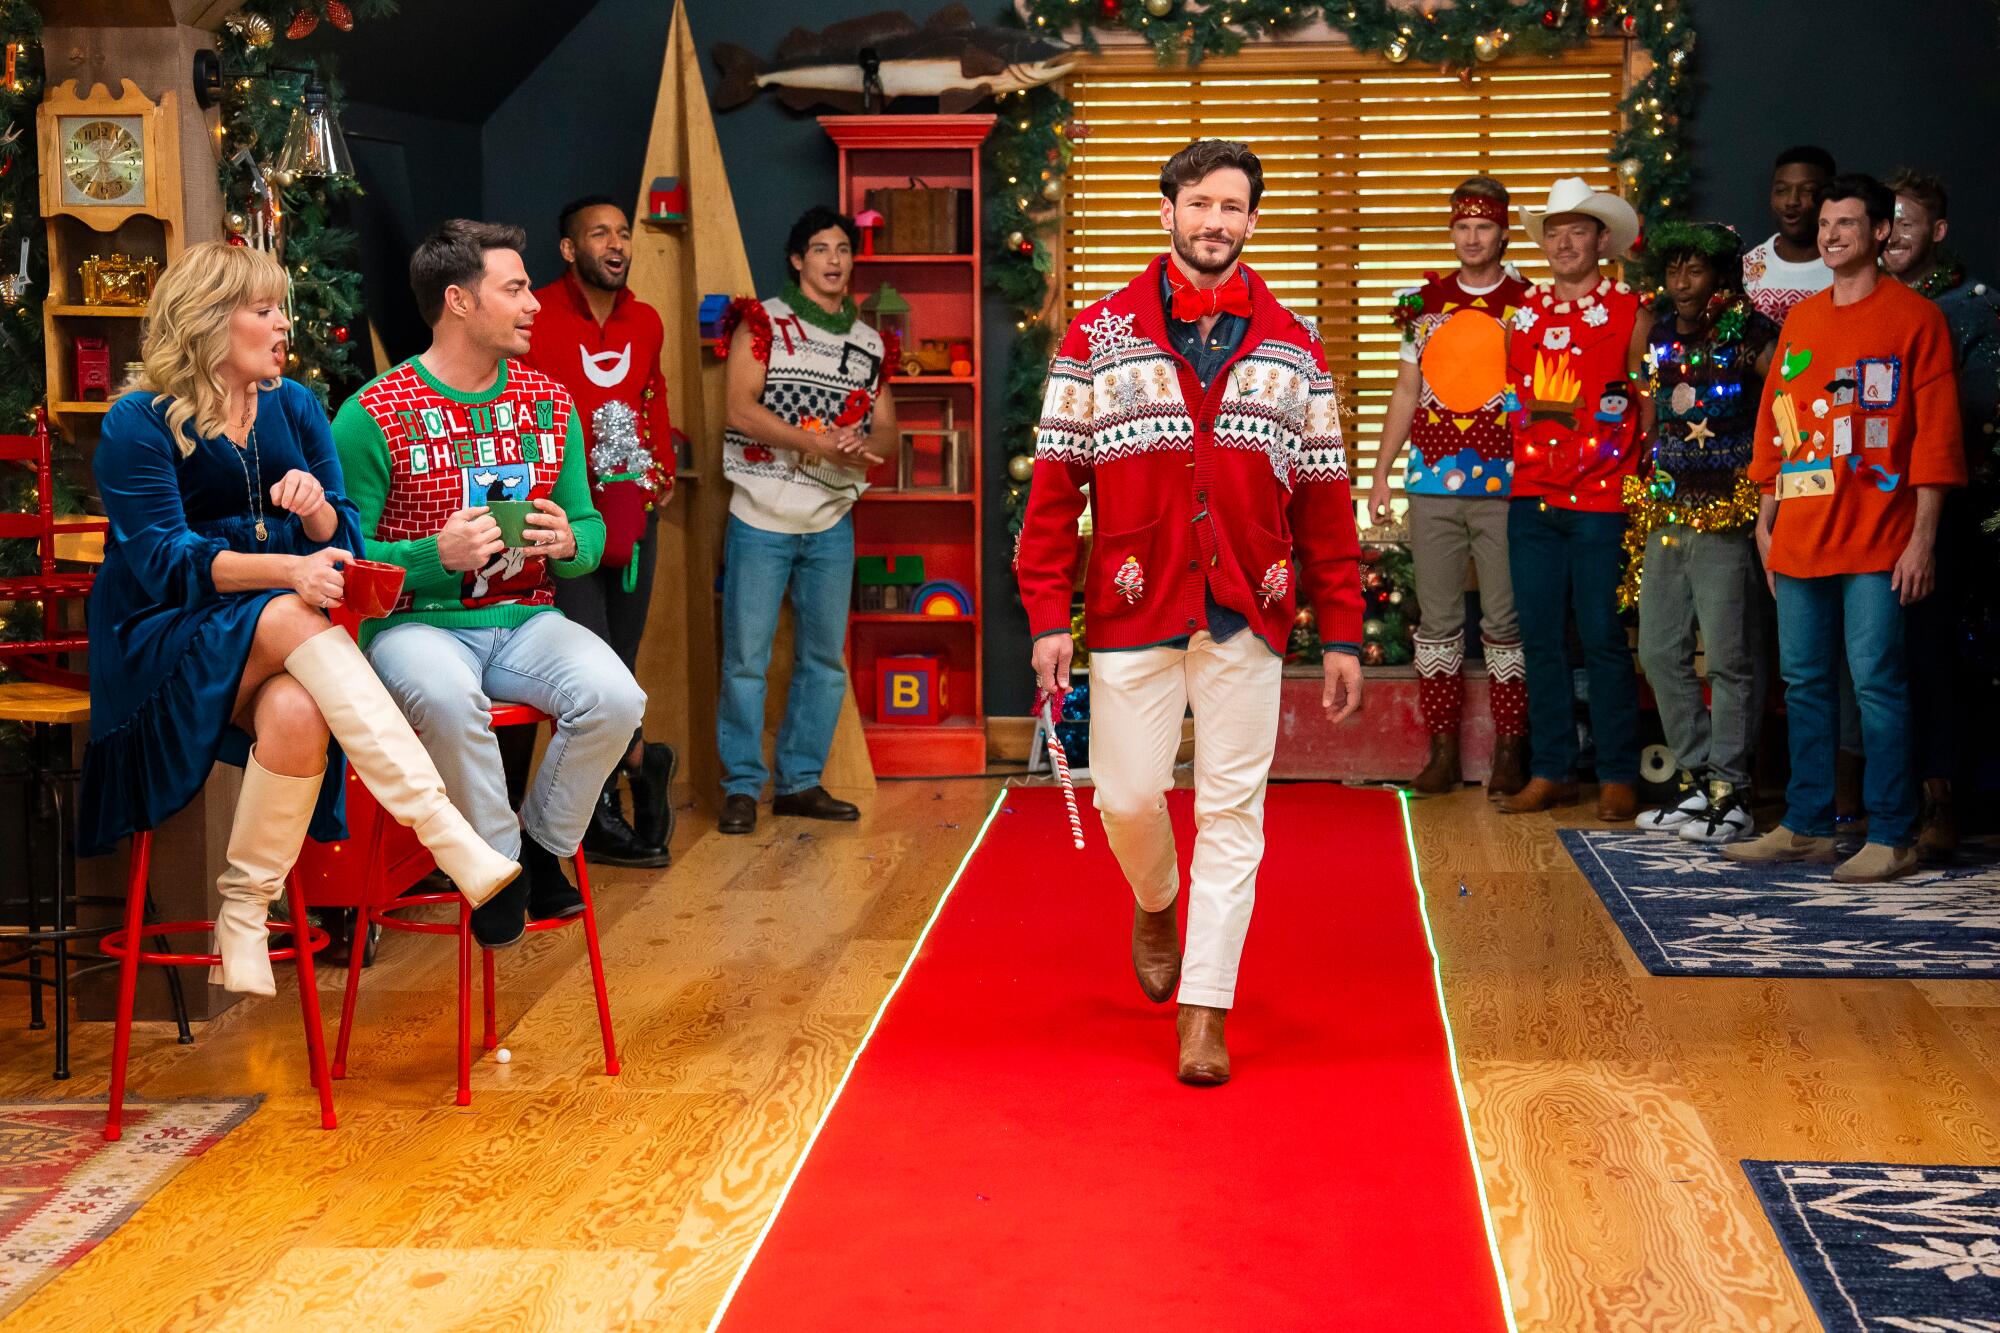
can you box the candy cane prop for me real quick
[1039,693,1086,851]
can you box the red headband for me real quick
[1451,194,1508,226]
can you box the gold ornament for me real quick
[1385,38,1410,62]
[226,11,276,48]
[1473,31,1504,61]
[1006,230,1026,250]
[1145,0,1174,13]
[269,167,296,188]
[1041,177,1062,202]
[1008,453,1035,482]
[225,211,248,234]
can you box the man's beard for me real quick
[1171,223,1245,276]
[1885,241,1932,279]
[577,251,628,292]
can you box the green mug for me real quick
[487,499,534,549]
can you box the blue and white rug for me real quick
[1559,830,2000,977]
[1743,1160,2000,1332]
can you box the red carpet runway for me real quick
[714,784,1513,1331]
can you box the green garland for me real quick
[216,1,396,404]
[0,0,43,440]
[989,0,1697,538]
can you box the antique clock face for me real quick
[58,116,147,208]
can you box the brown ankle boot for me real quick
[1487,734,1528,798]
[1131,904,1181,1003]
[1176,1004,1230,1085]
[1917,779,1958,860]
[1596,782,1639,822]
[1412,733,1462,795]
[1496,776,1579,814]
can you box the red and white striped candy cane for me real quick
[1040,694,1085,851]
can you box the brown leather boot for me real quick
[1176,1004,1230,1086]
[1917,779,1958,861]
[1596,782,1639,822]
[1496,776,1578,814]
[1487,734,1528,799]
[1131,904,1180,1003]
[1411,733,1462,795]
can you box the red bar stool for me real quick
[300,703,619,1106]
[99,830,336,1141]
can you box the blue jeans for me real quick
[1774,572,1915,845]
[1507,500,1639,785]
[717,514,855,799]
[367,610,647,859]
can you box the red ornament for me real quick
[1098,0,1120,18]
[1018,239,1035,255]
[327,0,354,31]
[1620,13,1637,35]
[1583,0,1606,13]
[226,234,247,247]
[1542,6,1562,26]
[287,7,318,39]
[333,325,350,343]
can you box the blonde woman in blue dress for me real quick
[79,241,517,996]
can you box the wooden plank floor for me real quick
[3,778,1994,1329]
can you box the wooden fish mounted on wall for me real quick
[712,4,1076,115]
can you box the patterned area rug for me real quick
[1744,1160,2000,1332]
[0,1098,261,1318]
[1559,830,2000,977]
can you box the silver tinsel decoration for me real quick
[590,401,650,476]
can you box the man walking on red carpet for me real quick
[1016,140,1363,1086]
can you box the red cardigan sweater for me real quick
[1016,256,1362,654]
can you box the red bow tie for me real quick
[1167,269,1253,322]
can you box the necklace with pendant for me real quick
[233,421,268,542]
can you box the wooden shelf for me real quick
[851,612,975,624]
[638,214,687,231]
[861,490,974,504]
[856,253,972,264]
[890,375,975,386]
[48,303,147,318]
[51,401,111,415]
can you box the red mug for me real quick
[338,557,406,621]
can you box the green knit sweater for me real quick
[332,355,604,646]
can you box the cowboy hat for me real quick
[1520,176,1640,256]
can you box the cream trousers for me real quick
[1088,630,1284,1009]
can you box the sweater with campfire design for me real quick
[1016,256,1363,655]
[333,357,603,648]
[719,295,890,536]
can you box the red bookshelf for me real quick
[821,113,995,777]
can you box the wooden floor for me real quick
[3,778,1996,1329]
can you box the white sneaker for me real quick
[1637,776,1703,833]
[1679,786,1755,845]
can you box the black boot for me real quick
[581,774,670,868]
[627,741,679,861]
[524,836,585,923]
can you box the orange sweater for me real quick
[1750,278,1964,577]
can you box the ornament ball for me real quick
[1006,230,1026,250]
[333,326,350,344]
[1041,177,1062,202]
[225,211,247,234]
[1098,0,1120,18]
[1385,37,1410,62]
[1145,0,1174,14]
[1008,453,1035,482]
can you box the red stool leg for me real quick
[456,899,472,1107]
[574,854,619,1077]
[103,832,154,1142]
[331,905,368,1081]
[286,876,336,1130]
[481,948,497,1051]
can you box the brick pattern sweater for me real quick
[1016,256,1363,655]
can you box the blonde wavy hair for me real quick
[126,241,289,457]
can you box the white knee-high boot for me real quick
[212,750,323,996]
[282,626,520,908]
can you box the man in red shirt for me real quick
[1727,175,1965,882]
[1498,178,1652,820]
[524,196,677,868]
[1365,176,1532,798]
[1017,141,1362,1086]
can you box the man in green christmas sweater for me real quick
[333,219,646,948]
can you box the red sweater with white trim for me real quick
[1015,256,1363,654]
